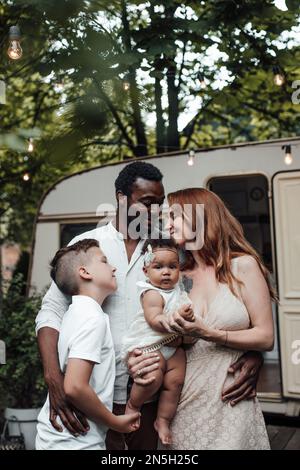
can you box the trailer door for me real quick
[273,171,300,398]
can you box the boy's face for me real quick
[85,247,117,293]
[143,248,180,290]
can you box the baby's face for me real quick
[143,248,180,290]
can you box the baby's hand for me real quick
[112,412,140,433]
[178,304,195,322]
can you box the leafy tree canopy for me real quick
[0,0,300,247]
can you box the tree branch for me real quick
[121,0,148,156]
[93,77,136,152]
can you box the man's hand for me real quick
[47,371,90,436]
[222,351,264,406]
[127,349,160,386]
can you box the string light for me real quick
[197,72,207,89]
[7,25,23,60]
[273,66,285,87]
[282,144,293,165]
[22,172,30,181]
[54,82,64,92]
[187,149,195,166]
[28,138,34,153]
[123,79,130,91]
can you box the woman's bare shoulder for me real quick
[234,254,259,274]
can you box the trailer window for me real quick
[208,174,273,272]
[60,222,98,247]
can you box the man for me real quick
[35,161,263,450]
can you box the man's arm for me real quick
[35,281,70,334]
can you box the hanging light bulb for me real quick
[197,72,207,89]
[273,66,285,86]
[28,138,34,153]
[187,149,195,166]
[7,26,23,60]
[22,172,30,181]
[54,82,64,92]
[123,80,130,91]
[283,144,293,165]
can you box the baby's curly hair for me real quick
[50,238,100,296]
[141,237,178,256]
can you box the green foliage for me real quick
[0,0,300,247]
[0,274,46,408]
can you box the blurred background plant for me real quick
[0,274,46,424]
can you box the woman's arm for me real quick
[64,358,140,433]
[169,256,274,351]
[209,256,274,350]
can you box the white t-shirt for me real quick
[36,295,115,450]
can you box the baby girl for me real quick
[121,238,196,445]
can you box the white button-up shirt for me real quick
[35,221,146,404]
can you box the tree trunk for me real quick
[166,59,180,152]
[154,74,165,154]
[121,0,148,157]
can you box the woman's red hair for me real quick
[167,187,277,301]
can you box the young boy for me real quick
[36,239,140,450]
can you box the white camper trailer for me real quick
[29,137,300,416]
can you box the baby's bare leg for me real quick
[154,347,186,445]
[126,352,166,415]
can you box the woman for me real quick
[164,188,275,450]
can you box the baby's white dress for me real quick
[121,280,192,362]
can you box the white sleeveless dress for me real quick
[168,257,270,450]
[120,280,192,362]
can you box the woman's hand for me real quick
[168,310,211,339]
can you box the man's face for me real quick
[118,177,165,236]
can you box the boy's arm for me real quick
[36,283,89,435]
[64,359,140,433]
[142,291,172,333]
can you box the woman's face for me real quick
[166,207,195,247]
